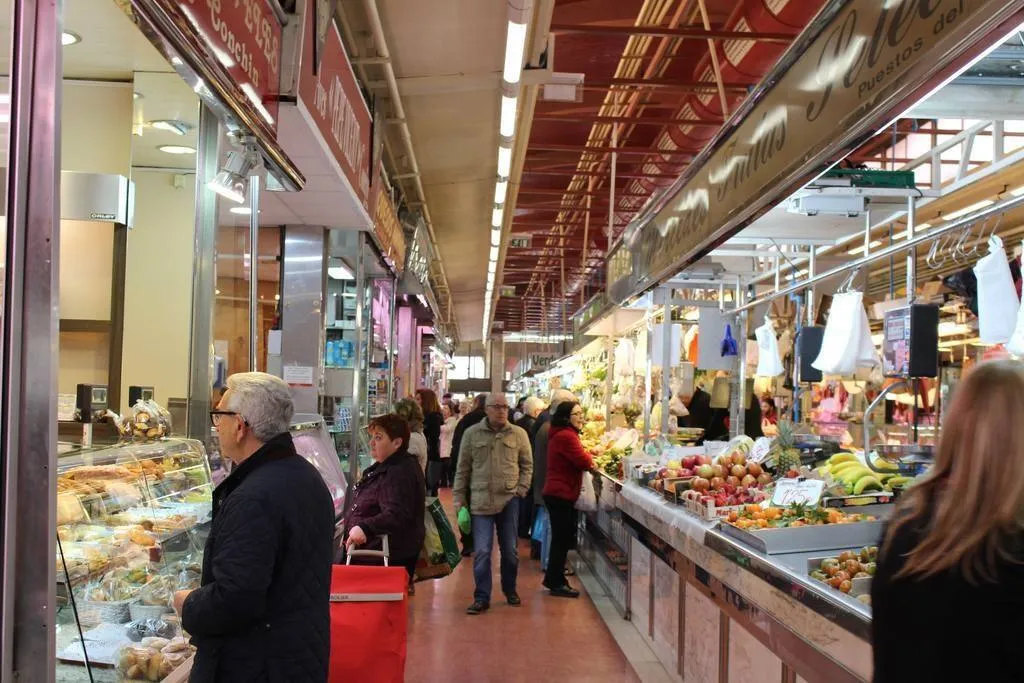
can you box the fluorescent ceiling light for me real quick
[1011,185,1024,197]
[150,119,192,135]
[489,245,499,260]
[492,207,504,227]
[62,31,81,46]
[498,145,512,176]
[942,199,993,221]
[848,240,883,255]
[491,228,501,247]
[328,264,354,280]
[938,321,971,337]
[495,180,508,205]
[503,21,528,84]
[500,95,517,137]
[488,261,497,275]
[158,145,196,155]
[229,206,256,215]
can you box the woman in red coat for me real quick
[542,401,594,598]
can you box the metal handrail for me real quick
[730,192,1024,316]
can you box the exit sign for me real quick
[509,235,531,249]
[500,286,515,297]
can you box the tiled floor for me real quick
[405,492,643,683]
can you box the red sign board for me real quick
[173,0,282,131]
[297,3,373,211]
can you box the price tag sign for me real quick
[771,478,825,507]
[283,365,315,388]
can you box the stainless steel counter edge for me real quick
[616,483,872,642]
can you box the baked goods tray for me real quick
[718,520,885,555]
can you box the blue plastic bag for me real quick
[720,323,739,357]
[531,506,552,571]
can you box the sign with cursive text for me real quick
[612,0,1019,303]
[173,0,282,131]
[297,2,373,211]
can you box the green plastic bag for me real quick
[414,498,461,582]
[457,506,471,536]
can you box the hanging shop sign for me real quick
[159,0,282,131]
[611,0,1023,304]
[297,3,373,210]
[374,183,407,276]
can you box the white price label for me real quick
[283,365,315,387]
[771,478,825,507]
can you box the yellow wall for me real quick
[120,170,196,407]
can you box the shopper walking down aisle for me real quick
[531,389,577,512]
[450,393,487,556]
[395,397,428,474]
[177,372,335,683]
[515,396,545,537]
[542,401,594,598]
[453,393,533,615]
[439,403,458,487]
[873,360,1024,683]
[343,414,426,584]
[417,388,445,495]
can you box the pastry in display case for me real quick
[55,437,212,682]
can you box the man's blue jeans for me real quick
[471,497,520,603]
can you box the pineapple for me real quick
[771,420,802,474]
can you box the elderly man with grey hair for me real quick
[453,392,533,615]
[176,372,335,683]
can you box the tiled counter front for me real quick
[617,485,871,683]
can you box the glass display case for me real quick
[55,437,211,682]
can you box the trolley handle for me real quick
[345,534,390,566]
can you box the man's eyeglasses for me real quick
[210,410,242,426]
[486,404,509,410]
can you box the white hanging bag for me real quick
[974,235,1018,344]
[754,316,784,377]
[1006,241,1024,357]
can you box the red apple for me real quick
[696,455,712,466]
[658,467,671,478]
[731,451,747,466]
[741,474,757,488]
[681,468,694,478]
[681,455,697,470]
[726,475,741,487]
[711,464,726,479]
[746,462,763,477]
[696,464,715,479]
[691,477,711,492]
[757,472,773,486]
[786,469,800,478]
[709,476,725,491]
[730,464,746,478]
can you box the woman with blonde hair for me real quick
[394,398,427,474]
[872,359,1024,682]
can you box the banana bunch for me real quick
[817,453,915,494]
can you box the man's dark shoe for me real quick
[461,548,473,557]
[466,601,489,615]
[546,584,580,598]
[506,593,522,606]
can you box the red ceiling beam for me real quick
[527,143,695,156]
[533,114,724,127]
[581,78,753,94]
[550,23,796,43]
[521,169,680,181]
[517,187,651,199]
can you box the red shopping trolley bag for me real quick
[329,538,408,683]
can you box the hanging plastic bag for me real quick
[457,506,472,536]
[1006,242,1024,357]
[974,235,1018,344]
[720,324,739,357]
[754,317,784,377]
[812,291,863,375]
[855,306,881,369]
[575,472,598,512]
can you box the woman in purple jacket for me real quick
[343,414,426,582]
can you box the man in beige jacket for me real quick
[453,392,533,615]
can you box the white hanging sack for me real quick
[575,472,598,512]
[855,305,881,369]
[813,291,863,375]
[974,235,1018,344]
[1007,241,1024,357]
[754,317,784,377]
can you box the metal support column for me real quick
[643,311,653,443]
[906,196,917,303]
[1,0,61,678]
[247,175,260,371]
[186,104,220,440]
[660,301,672,434]
[349,234,365,484]
[806,246,817,325]
[605,336,615,423]
[387,277,397,410]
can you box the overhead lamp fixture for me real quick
[1011,185,1024,197]
[497,145,512,176]
[500,95,518,137]
[495,179,508,205]
[491,228,501,247]
[492,206,504,227]
[328,264,355,280]
[158,144,196,155]
[488,261,497,275]
[229,206,259,216]
[62,31,81,46]
[942,199,993,221]
[150,119,193,136]
[489,245,499,260]
[208,143,259,204]
[503,21,528,84]
[848,240,883,255]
